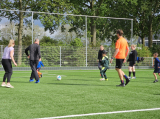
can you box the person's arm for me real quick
[10,50,17,66]
[156,58,160,63]
[97,51,100,62]
[41,61,44,67]
[125,46,129,58]
[38,45,41,61]
[25,46,30,58]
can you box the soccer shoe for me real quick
[29,79,34,82]
[6,84,14,88]
[105,79,108,81]
[125,78,130,85]
[1,83,6,87]
[100,78,105,81]
[132,77,136,79]
[116,83,125,87]
[41,73,43,78]
[153,79,158,83]
[128,77,131,79]
[35,80,40,83]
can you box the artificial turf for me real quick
[0,69,160,119]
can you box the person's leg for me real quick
[30,60,39,82]
[103,69,108,81]
[98,62,102,70]
[128,66,132,78]
[132,66,136,79]
[34,60,40,82]
[1,59,7,86]
[6,59,13,83]
[116,68,124,84]
[2,59,14,88]
[153,73,157,79]
[153,72,158,83]
[100,67,105,80]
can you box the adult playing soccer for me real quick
[110,29,130,87]
[25,39,41,83]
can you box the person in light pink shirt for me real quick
[1,39,17,88]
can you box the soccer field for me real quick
[0,69,160,119]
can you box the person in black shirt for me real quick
[127,44,137,79]
[25,39,41,83]
[97,45,105,70]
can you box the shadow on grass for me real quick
[47,83,114,87]
[153,94,160,95]
[11,81,30,83]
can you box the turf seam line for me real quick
[35,108,160,119]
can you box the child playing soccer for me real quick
[153,53,160,83]
[100,50,109,81]
[37,61,44,78]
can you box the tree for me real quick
[0,0,38,65]
[54,24,78,44]
[70,38,83,47]
[112,0,160,47]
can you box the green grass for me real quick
[0,69,160,119]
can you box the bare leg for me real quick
[153,73,157,79]
[116,68,124,81]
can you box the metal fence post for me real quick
[32,12,33,44]
[60,46,61,67]
[1,45,3,59]
[131,19,133,45]
[109,47,111,66]
[85,16,87,67]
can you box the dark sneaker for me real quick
[116,83,125,87]
[41,73,43,78]
[153,79,158,83]
[125,78,130,85]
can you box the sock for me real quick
[133,72,135,77]
[121,80,124,84]
[129,72,131,77]
[123,75,128,80]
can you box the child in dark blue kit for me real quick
[37,61,44,78]
[153,53,160,83]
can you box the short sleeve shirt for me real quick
[115,37,128,59]
[2,46,14,59]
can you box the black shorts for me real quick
[129,61,135,67]
[116,59,124,69]
[154,69,160,73]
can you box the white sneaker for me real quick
[100,78,105,81]
[128,77,131,79]
[1,83,6,87]
[6,84,14,88]
[132,77,136,79]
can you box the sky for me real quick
[0,17,54,38]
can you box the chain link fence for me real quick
[0,45,154,70]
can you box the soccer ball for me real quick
[57,75,61,80]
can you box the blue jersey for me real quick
[37,61,44,68]
[154,58,160,69]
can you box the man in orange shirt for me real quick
[110,29,130,87]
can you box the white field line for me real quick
[35,108,160,119]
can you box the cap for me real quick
[102,50,107,54]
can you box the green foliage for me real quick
[0,37,9,45]
[40,36,62,46]
[136,45,152,57]
[149,45,160,55]
[70,38,83,47]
